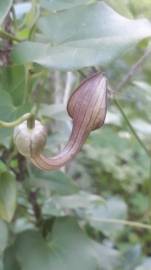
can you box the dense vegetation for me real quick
[0,0,151,269]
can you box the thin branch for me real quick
[114,98,150,157]
[116,47,151,92]
[29,191,43,228]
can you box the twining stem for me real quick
[0,113,32,128]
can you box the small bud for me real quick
[13,120,47,158]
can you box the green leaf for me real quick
[0,128,12,148]
[38,2,147,45]
[0,66,26,106]
[0,260,3,270]
[42,191,105,217]
[0,90,15,122]
[0,220,8,255]
[130,193,149,215]
[12,2,151,70]
[3,245,21,270]
[85,127,149,192]
[40,0,95,11]
[30,170,79,195]
[0,0,13,25]
[86,197,128,239]
[4,218,120,270]
[0,171,17,222]
[0,162,7,174]
[0,90,16,147]
[51,192,105,209]
[0,85,30,147]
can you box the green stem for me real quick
[0,29,22,42]
[27,114,35,129]
[23,65,30,104]
[90,217,151,230]
[114,98,150,157]
[0,113,32,128]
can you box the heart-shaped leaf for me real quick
[4,218,120,270]
[12,2,151,70]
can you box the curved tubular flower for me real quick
[31,73,107,170]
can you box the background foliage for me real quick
[0,0,151,269]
